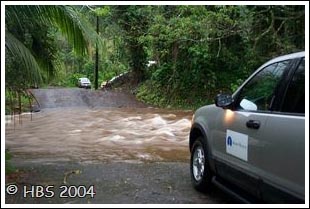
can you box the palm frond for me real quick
[6,5,99,56]
[42,6,89,55]
[5,5,103,88]
[5,31,42,84]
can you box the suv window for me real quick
[236,60,290,112]
[281,58,305,114]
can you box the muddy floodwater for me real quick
[5,107,193,164]
[5,89,235,204]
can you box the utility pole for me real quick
[94,15,99,90]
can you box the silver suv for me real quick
[189,51,305,203]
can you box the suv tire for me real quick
[190,137,213,192]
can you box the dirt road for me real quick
[5,88,236,204]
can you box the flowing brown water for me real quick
[5,107,193,164]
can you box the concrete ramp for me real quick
[30,88,147,109]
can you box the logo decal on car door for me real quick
[226,130,248,161]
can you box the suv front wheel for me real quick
[190,137,213,192]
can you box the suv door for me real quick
[259,58,305,203]
[212,59,295,200]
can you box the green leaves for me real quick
[5,5,304,111]
[93,6,110,17]
[133,5,304,109]
[5,31,43,85]
[5,5,101,91]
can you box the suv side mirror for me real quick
[215,94,234,109]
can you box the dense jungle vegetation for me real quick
[5,5,305,111]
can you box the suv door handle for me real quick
[246,120,260,129]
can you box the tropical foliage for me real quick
[5,5,305,111]
[131,5,304,108]
[5,5,98,113]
